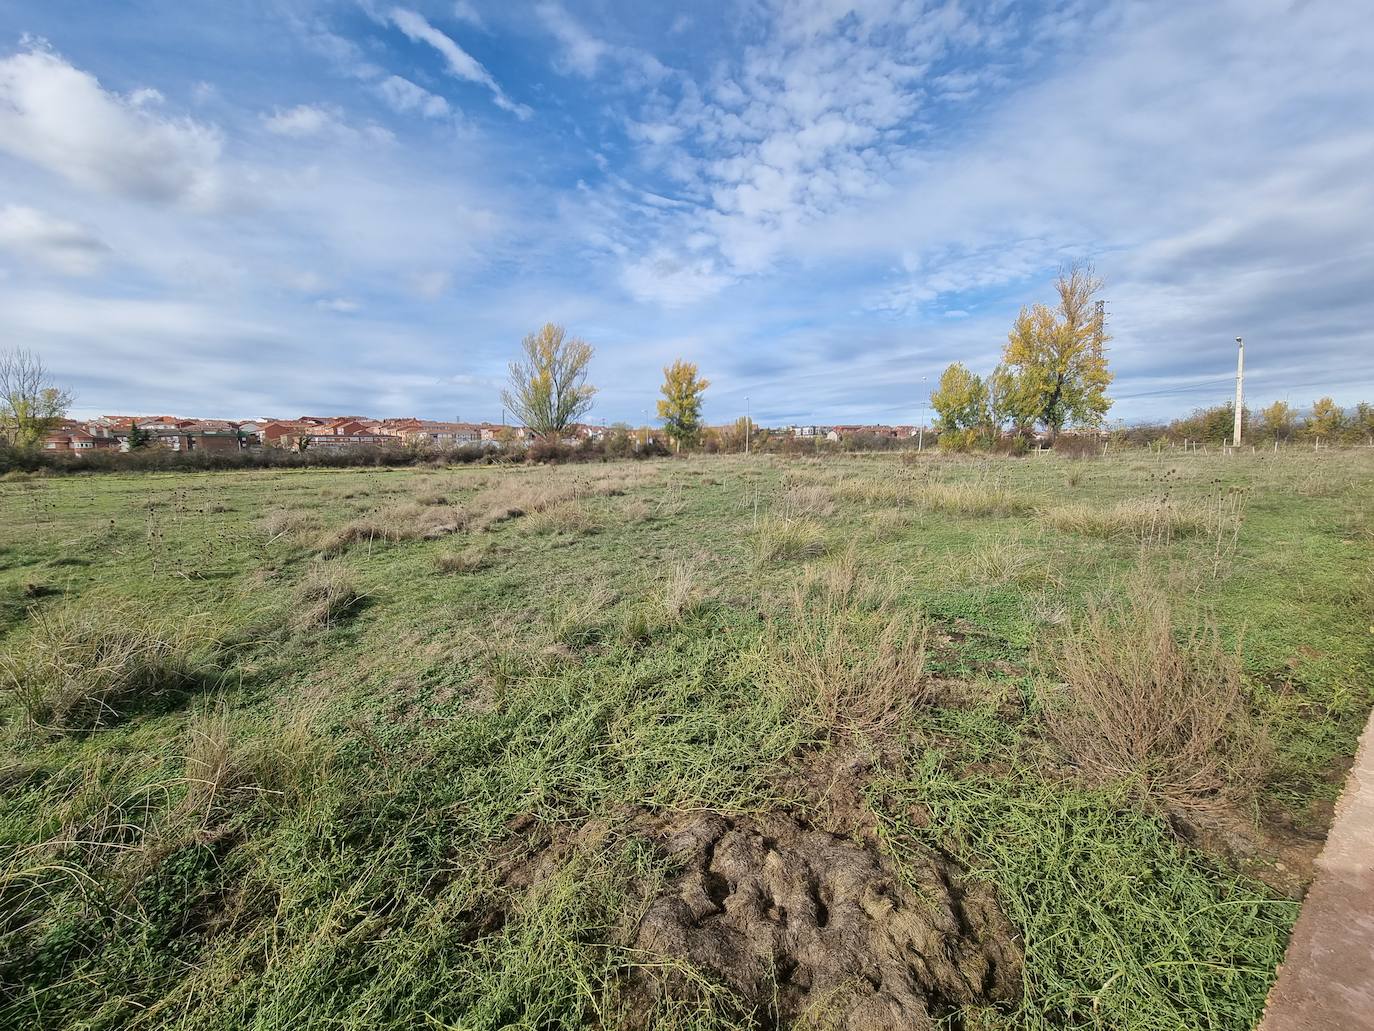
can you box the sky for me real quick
[0,0,1371,427]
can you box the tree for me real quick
[127,423,152,450]
[1257,401,1295,441]
[1350,402,1373,445]
[500,323,596,441]
[929,362,987,432]
[1304,397,1345,440]
[719,416,751,453]
[656,360,710,451]
[999,264,1113,442]
[0,348,74,448]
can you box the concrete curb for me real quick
[1258,707,1374,1031]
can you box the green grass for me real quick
[0,450,1370,1029]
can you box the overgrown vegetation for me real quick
[0,449,1368,1030]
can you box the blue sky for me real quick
[0,0,1371,427]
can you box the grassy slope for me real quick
[0,450,1370,1030]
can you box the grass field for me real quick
[1,449,1371,1030]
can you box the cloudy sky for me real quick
[0,0,1370,426]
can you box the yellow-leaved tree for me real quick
[656,360,710,451]
[1000,265,1114,442]
[0,348,74,448]
[929,362,988,433]
[500,324,596,441]
[1304,397,1345,439]
[1257,400,1295,441]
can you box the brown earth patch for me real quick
[627,811,1023,1030]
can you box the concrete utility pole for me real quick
[918,375,928,452]
[1233,336,1245,445]
[745,395,751,456]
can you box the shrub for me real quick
[1044,581,1268,811]
[752,514,827,564]
[1051,434,1102,459]
[292,562,364,631]
[1,602,222,731]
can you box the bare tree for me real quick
[500,324,596,441]
[0,349,75,448]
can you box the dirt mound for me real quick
[629,812,1022,1030]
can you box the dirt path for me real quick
[1259,707,1374,1031]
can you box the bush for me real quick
[1051,434,1102,459]
[1,601,222,731]
[1044,580,1268,811]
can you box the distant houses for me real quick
[41,414,543,454]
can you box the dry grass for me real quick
[868,507,915,539]
[773,567,929,735]
[620,497,653,523]
[317,502,467,554]
[471,482,580,530]
[833,477,912,506]
[752,514,828,565]
[1,601,222,732]
[1041,498,1210,543]
[292,561,364,631]
[180,698,249,826]
[781,482,836,517]
[434,547,490,574]
[551,583,617,647]
[955,538,1059,590]
[259,507,322,542]
[180,697,333,826]
[523,499,599,536]
[912,481,1029,517]
[1043,579,1268,811]
[662,560,706,622]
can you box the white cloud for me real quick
[263,103,343,137]
[536,2,669,83]
[411,270,451,299]
[316,297,360,313]
[0,44,226,209]
[374,75,451,118]
[0,204,111,276]
[451,1,485,29]
[535,1,610,76]
[388,7,531,118]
